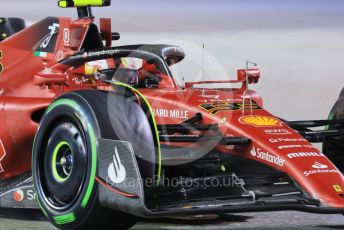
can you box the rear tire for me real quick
[33,90,156,229]
[323,87,344,170]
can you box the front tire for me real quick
[32,90,155,229]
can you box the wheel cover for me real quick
[40,120,87,210]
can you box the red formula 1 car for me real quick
[1,1,344,229]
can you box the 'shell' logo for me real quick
[0,140,6,172]
[240,116,282,127]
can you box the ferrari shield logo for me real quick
[333,185,343,193]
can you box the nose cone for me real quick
[228,112,344,208]
[295,161,344,208]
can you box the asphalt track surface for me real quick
[0,208,344,230]
[1,0,344,229]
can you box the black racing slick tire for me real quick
[323,87,344,171]
[32,90,157,230]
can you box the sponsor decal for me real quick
[250,147,285,167]
[333,185,343,193]
[287,152,325,159]
[40,23,60,49]
[55,50,64,61]
[278,145,302,149]
[86,49,120,58]
[63,28,70,45]
[26,190,36,201]
[200,102,260,115]
[304,162,339,177]
[269,138,308,143]
[12,189,36,202]
[72,77,89,85]
[42,67,53,75]
[0,89,4,95]
[108,147,126,184]
[264,129,291,135]
[240,116,282,127]
[12,189,24,202]
[152,109,189,119]
[312,162,328,169]
[0,140,6,172]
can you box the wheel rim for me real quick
[40,120,88,210]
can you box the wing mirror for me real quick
[237,69,260,84]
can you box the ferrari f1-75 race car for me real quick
[0,1,344,229]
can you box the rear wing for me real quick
[0,18,26,41]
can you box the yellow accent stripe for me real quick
[112,82,162,186]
